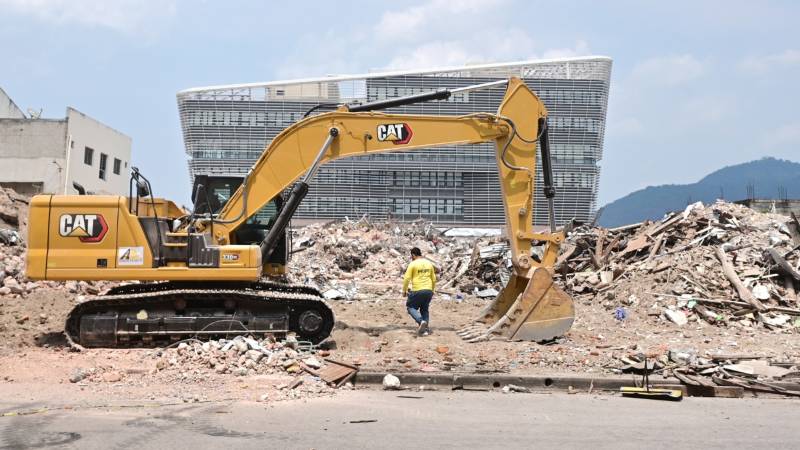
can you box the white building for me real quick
[0,87,132,195]
[178,57,612,226]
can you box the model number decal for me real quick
[59,214,108,243]
[377,123,413,145]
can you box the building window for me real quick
[84,147,94,166]
[99,153,108,180]
[113,158,121,175]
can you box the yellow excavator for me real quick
[25,77,574,347]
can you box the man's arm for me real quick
[430,262,437,292]
[402,264,414,294]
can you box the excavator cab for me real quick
[191,175,289,274]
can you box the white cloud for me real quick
[630,54,707,86]
[0,0,177,33]
[738,49,800,74]
[763,121,800,149]
[383,41,475,70]
[542,40,591,59]
[374,0,503,41]
[382,35,589,71]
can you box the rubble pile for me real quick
[0,186,29,234]
[619,352,800,397]
[290,218,511,299]
[143,335,349,399]
[152,335,326,377]
[559,201,800,331]
[0,231,112,299]
[58,334,346,403]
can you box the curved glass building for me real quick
[177,56,612,226]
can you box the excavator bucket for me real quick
[458,268,574,342]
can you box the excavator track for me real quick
[65,281,334,348]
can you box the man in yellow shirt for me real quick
[402,247,436,336]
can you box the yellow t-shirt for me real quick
[402,258,436,292]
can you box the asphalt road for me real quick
[1,390,798,449]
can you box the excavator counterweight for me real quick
[25,77,574,347]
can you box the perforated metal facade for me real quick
[177,57,612,225]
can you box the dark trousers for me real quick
[406,290,433,324]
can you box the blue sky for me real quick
[1,0,798,205]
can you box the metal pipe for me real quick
[450,79,508,94]
[302,128,338,183]
[348,90,451,112]
[260,128,340,264]
[348,79,509,112]
[537,118,557,232]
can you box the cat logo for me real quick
[377,123,413,145]
[58,214,108,243]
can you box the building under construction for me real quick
[177,57,612,226]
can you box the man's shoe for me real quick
[421,330,432,336]
[417,321,429,336]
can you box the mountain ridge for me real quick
[597,157,800,227]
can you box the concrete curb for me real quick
[354,371,678,392]
[353,371,800,394]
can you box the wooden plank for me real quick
[601,235,621,264]
[336,370,357,388]
[647,213,682,238]
[686,385,744,398]
[647,235,664,261]
[715,246,766,311]
[785,276,798,304]
[595,229,606,261]
[766,248,800,282]
[608,222,644,233]
[324,358,360,371]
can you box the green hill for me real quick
[597,157,800,227]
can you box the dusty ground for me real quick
[2,279,798,406]
[330,282,800,374]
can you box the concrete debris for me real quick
[303,356,323,369]
[752,284,771,301]
[475,288,499,298]
[289,218,514,299]
[323,288,347,300]
[559,200,800,331]
[667,354,800,397]
[664,309,688,326]
[0,187,29,233]
[441,228,501,237]
[501,384,531,393]
[69,368,88,383]
[382,374,401,390]
[0,229,21,246]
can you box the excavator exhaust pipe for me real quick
[458,268,574,342]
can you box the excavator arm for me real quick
[209,78,546,275]
[204,77,574,342]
